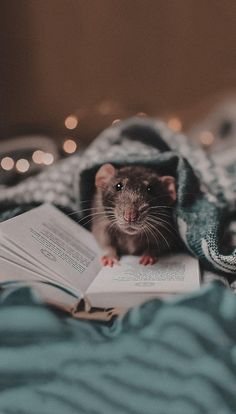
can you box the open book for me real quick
[0,204,201,319]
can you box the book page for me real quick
[0,255,78,300]
[85,254,200,308]
[0,204,101,293]
[0,241,76,294]
[0,235,64,282]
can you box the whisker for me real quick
[108,220,118,235]
[81,214,115,227]
[148,216,175,228]
[67,207,102,217]
[77,211,107,222]
[76,208,114,221]
[158,222,179,238]
[147,217,179,237]
[154,218,177,240]
[80,217,103,227]
[146,221,171,250]
[144,223,159,252]
[147,214,177,228]
[142,225,150,252]
[147,211,173,219]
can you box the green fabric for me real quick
[0,282,236,413]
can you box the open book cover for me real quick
[0,204,201,320]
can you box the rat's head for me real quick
[95,164,176,235]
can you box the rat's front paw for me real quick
[101,255,119,267]
[139,255,157,266]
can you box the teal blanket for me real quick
[0,282,236,413]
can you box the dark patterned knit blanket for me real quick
[0,117,235,277]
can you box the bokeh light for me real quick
[16,158,30,173]
[112,119,121,125]
[63,139,77,154]
[136,112,147,117]
[199,131,215,146]
[1,157,14,171]
[64,115,78,130]
[43,153,54,165]
[168,117,182,132]
[32,150,44,164]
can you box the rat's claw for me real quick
[139,255,157,266]
[101,255,119,267]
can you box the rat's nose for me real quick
[123,209,139,223]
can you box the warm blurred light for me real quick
[32,150,44,164]
[63,139,77,154]
[136,112,147,117]
[16,159,30,173]
[199,131,215,146]
[1,157,14,171]
[98,100,112,115]
[112,119,121,125]
[43,153,54,165]
[168,117,182,132]
[64,115,78,130]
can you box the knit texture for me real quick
[0,117,235,275]
[0,282,236,414]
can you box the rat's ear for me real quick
[159,176,177,202]
[95,164,116,188]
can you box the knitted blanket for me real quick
[0,282,236,414]
[0,117,235,277]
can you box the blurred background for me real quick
[0,0,236,183]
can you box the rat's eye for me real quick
[115,182,123,191]
[146,185,152,193]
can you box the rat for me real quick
[91,163,177,266]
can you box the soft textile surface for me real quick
[0,117,235,275]
[0,282,236,414]
[0,116,235,413]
